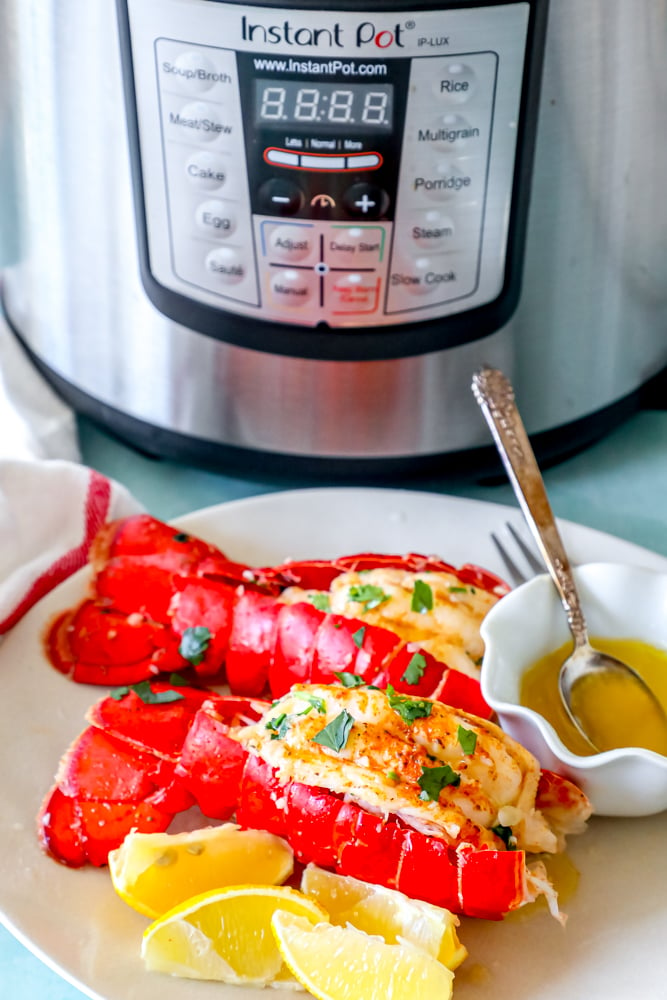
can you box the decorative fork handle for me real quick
[471,367,588,643]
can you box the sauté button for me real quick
[205,246,245,284]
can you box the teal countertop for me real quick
[2,406,666,997]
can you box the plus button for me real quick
[342,182,388,220]
[354,193,376,214]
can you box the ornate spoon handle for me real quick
[471,367,588,645]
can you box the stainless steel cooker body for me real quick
[1,0,665,473]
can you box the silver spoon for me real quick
[471,366,667,754]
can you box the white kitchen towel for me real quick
[0,460,143,635]
[0,311,81,461]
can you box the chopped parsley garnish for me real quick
[308,592,331,612]
[266,713,291,740]
[411,579,433,614]
[386,684,433,724]
[334,671,365,688]
[311,709,354,752]
[387,770,401,783]
[110,681,184,704]
[179,626,212,666]
[418,763,461,801]
[293,691,327,714]
[347,584,390,611]
[401,652,426,686]
[168,672,190,686]
[492,824,517,849]
[457,725,477,755]
[448,585,468,594]
[172,532,190,543]
[352,626,366,649]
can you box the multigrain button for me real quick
[424,113,480,152]
[195,200,237,238]
[205,246,245,284]
[270,268,314,307]
[433,62,476,104]
[185,151,228,190]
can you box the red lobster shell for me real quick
[45,514,508,717]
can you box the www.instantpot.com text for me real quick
[253,57,388,76]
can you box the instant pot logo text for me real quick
[240,15,407,50]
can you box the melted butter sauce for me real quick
[521,638,667,756]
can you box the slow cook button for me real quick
[327,272,381,314]
[195,200,237,238]
[267,225,315,263]
[205,246,245,284]
[186,151,228,191]
[390,256,460,296]
[269,268,314,307]
[432,62,476,104]
[167,101,234,144]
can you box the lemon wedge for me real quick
[271,910,455,1000]
[109,824,293,918]
[300,864,467,971]
[141,884,328,984]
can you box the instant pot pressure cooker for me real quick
[1,1,665,476]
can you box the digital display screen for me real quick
[255,80,394,130]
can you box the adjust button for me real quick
[341,183,389,219]
[267,224,315,262]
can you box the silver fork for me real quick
[490,522,546,587]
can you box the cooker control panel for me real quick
[122,1,533,335]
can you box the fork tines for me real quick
[491,522,545,586]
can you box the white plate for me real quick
[1,488,666,1000]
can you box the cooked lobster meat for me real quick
[38,680,591,922]
[45,514,509,717]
